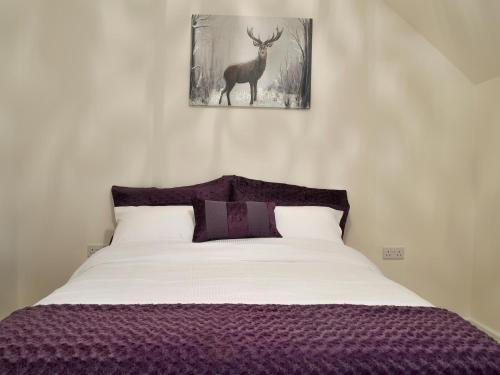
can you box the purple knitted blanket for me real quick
[1,304,499,374]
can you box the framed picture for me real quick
[189,15,312,109]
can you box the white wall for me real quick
[0,0,479,321]
[471,76,500,336]
[0,118,17,319]
[0,0,19,319]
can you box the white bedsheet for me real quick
[38,238,431,307]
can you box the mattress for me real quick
[38,238,431,306]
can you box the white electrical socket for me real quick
[87,244,105,257]
[383,246,405,260]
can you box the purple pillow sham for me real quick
[229,175,350,236]
[112,176,232,207]
[192,199,282,242]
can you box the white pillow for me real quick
[275,206,344,242]
[112,206,194,244]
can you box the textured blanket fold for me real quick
[1,304,499,374]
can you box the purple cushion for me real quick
[229,175,350,236]
[192,199,282,242]
[112,176,232,207]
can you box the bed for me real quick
[1,175,499,374]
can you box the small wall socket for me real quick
[87,244,105,257]
[383,246,405,260]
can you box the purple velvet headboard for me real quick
[111,176,233,207]
[229,175,350,236]
[111,175,350,236]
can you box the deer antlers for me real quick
[247,27,263,46]
[264,27,283,45]
[247,26,283,46]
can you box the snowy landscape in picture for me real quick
[189,15,312,109]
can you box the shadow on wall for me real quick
[7,0,101,308]
[371,0,476,314]
[6,0,160,308]
[158,0,368,188]
[471,79,500,333]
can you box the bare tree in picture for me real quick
[218,27,283,106]
[279,52,301,107]
[190,15,208,101]
[290,19,313,108]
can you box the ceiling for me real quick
[384,0,500,84]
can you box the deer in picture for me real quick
[219,27,283,106]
